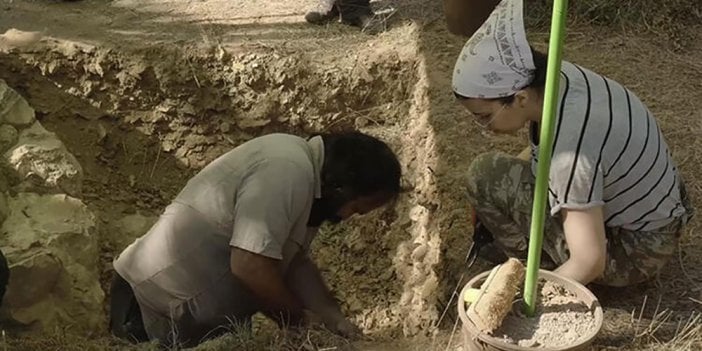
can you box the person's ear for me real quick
[514,89,530,109]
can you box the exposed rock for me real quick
[0,125,18,154]
[3,252,61,309]
[0,80,36,128]
[0,190,9,225]
[0,29,42,53]
[0,193,104,334]
[5,122,83,196]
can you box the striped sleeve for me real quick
[547,64,608,215]
[549,149,605,215]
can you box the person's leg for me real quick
[338,0,373,29]
[465,152,569,268]
[597,224,680,287]
[467,152,695,286]
[305,0,380,33]
[182,312,253,347]
[597,179,692,286]
[134,300,181,349]
[136,296,255,348]
[109,273,149,343]
[176,307,253,348]
[305,0,340,25]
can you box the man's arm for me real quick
[286,254,362,339]
[230,247,305,326]
[442,0,501,36]
[554,206,607,285]
[227,159,315,326]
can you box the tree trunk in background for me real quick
[443,0,502,37]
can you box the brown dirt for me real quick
[0,0,423,338]
[0,0,701,350]
[495,280,598,348]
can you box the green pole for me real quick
[523,0,569,317]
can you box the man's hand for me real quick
[230,247,305,325]
[285,254,364,339]
[555,206,607,285]
[278,310,363,340]
[303,309,363,339]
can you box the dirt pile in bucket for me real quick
[495,280,598,348]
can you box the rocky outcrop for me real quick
[0,80,36,128]
[0,81,104,334]
[1,193,104,334]
[0,29,42,53]
[5,122,83,197]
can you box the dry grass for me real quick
[0,323,353,351]
[625,305,702,351]
[193,327,353,351]
[0,331,155,351]
[8,317,698,351]
[1,300,700,350]
[525,0,702,50]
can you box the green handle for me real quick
[523,0,569,317]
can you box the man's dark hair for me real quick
[306,131,401,227]
[320,131,401,199]
[453,47,548,104]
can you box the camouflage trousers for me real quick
[465,152,693,287]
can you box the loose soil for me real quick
[495,280,598,348]
[0,0,701,350]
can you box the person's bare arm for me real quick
[286,254,362,339]
[442,0,501,36]
[554,206,607,285]
[230,247,305,326]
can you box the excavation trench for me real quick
[0,32,465,339]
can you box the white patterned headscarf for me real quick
[452,0,535,99]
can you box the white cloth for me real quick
[452,0,535,99]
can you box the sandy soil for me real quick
[494,280,598,348]
[0,0,701,350]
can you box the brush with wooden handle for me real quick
[464,257,525,334]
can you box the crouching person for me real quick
[109,132,401,347]
[452,0,694,287]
